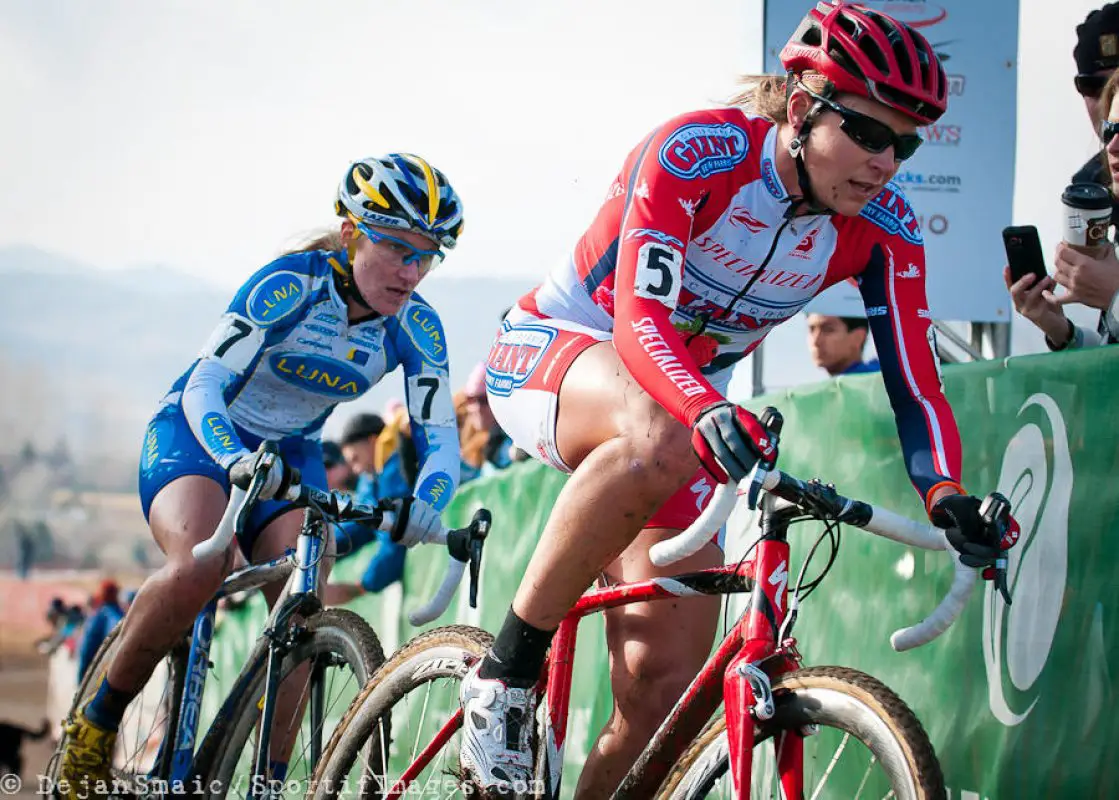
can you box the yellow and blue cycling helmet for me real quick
[335,154,464,250]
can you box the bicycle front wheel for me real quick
[194,608,385,800]
[308,625,493,800]
[659,666,945,800]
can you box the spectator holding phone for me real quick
[1072,3,1119,207]
[1006,69,1119,349]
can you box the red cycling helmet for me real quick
[780,1,947,124]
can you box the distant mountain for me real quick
[0,245,535,454]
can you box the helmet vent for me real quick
[801,21,822,47]
[876,84,922,117]
[827,39,866,82]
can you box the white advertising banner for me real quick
[764,0,1019,322]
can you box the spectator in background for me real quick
[16,523,34,580]
[322,440,357,492]
[328,411,406,604]
[37,598,72,655]
[456,390,487,484]
[462,363,517,475]
[372,400,420,501]
[1073,3,1119,205]
[1008,70,1119,349]
[806,314,880,377]
[77,581,126,682]
[338,413,385,490]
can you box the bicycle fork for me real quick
[724,537,804,800]
[250,524,325,797]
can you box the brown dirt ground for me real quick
[0,571,146,796]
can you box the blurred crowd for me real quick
[37,580,135,683]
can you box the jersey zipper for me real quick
[686,216,794,344]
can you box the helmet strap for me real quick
[786,102,834,218]
[335,235,373,312]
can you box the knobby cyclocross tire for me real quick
[307,625,494,800]
[192,608,385,800]
[657,666,945,800]
[45,623,189,797]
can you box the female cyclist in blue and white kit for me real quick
[58,154,465,791]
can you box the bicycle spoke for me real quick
[853,753,877,799]
[411,680,435,766]
[808,731,850,800]
[287,664,361,784]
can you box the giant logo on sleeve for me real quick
[658,123,748,180]
[859,185,924,245]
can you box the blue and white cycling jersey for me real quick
[148,248,459,513]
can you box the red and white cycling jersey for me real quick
[502,108,961,504]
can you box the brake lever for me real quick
[980,492,1013,606]
[994,561,1012,605]
[467,509,491,609]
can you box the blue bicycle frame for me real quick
[163,519,327,786]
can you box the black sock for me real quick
[478,608,555,688]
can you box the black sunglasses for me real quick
[799,84,923,161]
[1102,119,1119,145]
[1076,74,1110,99]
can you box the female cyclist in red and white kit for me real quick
[460,3,1017,795]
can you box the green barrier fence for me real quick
[206,346,1119,798]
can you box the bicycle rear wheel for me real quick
[658,666,944,800]
[193,608,385,799]
[307,625,493,800]
[45,624,188,796]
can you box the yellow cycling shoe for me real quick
[57,711,118,799]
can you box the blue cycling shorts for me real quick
[138,403,327,559]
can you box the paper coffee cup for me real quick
[1061,182,1111,252]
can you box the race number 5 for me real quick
[634,242,683,309]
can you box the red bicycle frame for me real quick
[388,494,809,799]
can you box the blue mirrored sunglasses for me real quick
[356,223,444,269]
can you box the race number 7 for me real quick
[214,319,253,357]
[203,314,264,373]
[407,372,456,427]
[634,242,683,308]
[416,377,439,419]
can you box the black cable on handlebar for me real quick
[793,517,842,601]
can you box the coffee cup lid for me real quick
[1062,182,1111,210]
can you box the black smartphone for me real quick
[1002,225,1048,283]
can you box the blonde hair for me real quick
[728,72,832,123]
[284,228,345,256]
[1100,70,1119,121]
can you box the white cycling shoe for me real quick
[459,661,536,797]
